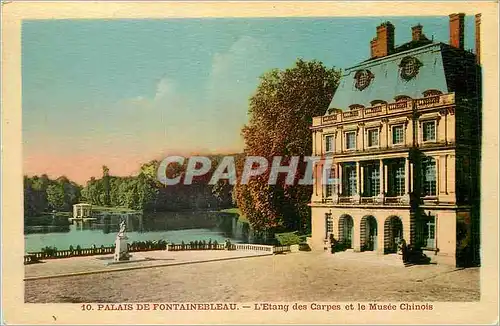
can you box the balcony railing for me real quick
[364,105,385,116]
[316,93,455,126]
[360,197,376,204]
[387,100,411,111]
[342,109,361,121]
[319,195,410,206]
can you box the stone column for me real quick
[379,160,384,194]
[410,162,414,192]
[402,157,411,204]
[435,157,440,195]
[384,164,389,193]
[377,160,385,204]
[333,163,339,203]
[338,163,343,195]
[417,121,422,147]
[360,164,364,195]
[356,162,360,194]
[406,116,414,146]
[440,154,447,195]
[314,163,318,197]
[405,158,410,194]
[312,131,316,155]
[353,218,361,252]
[354,162,361,202]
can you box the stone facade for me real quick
[73,203,92,218]
[309,14,481,267]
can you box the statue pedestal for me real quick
[114,236,130,262]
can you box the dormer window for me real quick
[399,56,422,81]
[423,89,443,97]
[370,100,387,107]
[354,69,374,91]
[394,95,412,102]
[349,104,365,111]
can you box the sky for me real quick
[22,16,476,184]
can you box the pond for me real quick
[24,211,246,253]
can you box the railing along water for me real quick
[234,244,274,252]
[25,241,295,264]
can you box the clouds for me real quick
[207,35,266,99]
[154,76,177,102]
[25,35,270,182]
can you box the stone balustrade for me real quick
[24,242,289,264]
[317,93,455,126]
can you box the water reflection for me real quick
[24,211,246,252]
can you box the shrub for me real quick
[275,232,302,246]
[41,246,58,257]
[299,243,311,251]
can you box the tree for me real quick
[102,165,111,206]
[211,179,233,208]
[46,184,65,211]
[234,58,341,233]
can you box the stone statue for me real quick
[117,220,127,239]
[114,219,129,261]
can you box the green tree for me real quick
[234,59,341,233]
[46,184,65,211]
[102,165,111,206]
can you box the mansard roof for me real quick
[327,42,478,113]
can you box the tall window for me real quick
[324,168,335,198]
[325,135,334,153]
[392,125,404,145]
[422,121,436,142]
[344,164,357,196]
[389,161,405,196]
[364,164,380,197]
[419,215,436,248]
[345,132,356,150]
[422,157,437,196]
[367,129,379,147]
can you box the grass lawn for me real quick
[219,208,248,223]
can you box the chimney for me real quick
[412,24,423,41]
[449,13,465,50]
[475,14,481,64]
[370,22,395,58]
[370,38,378,58]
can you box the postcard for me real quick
[2,1,498,325]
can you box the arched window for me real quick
[349,104,365,111]
[370,100,387,107]
[423,89,443,97]
[394,95,412,102]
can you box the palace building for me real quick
[309,14,482,266]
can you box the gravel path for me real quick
[25,252,480,303]
[25,250,271,278]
